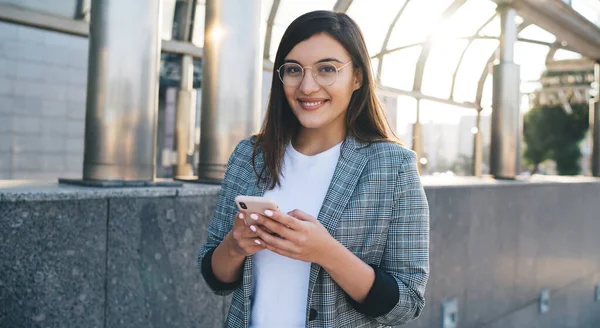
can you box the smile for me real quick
[298,99,329,110]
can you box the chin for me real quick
[296,118,326,129]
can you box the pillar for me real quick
[413,99,424,172]
[490,4,521,179]
[82,0,161,181]
[591,62,600,176]
[198,0,262,182]
[473,109,483,177]
[173,0,196,178]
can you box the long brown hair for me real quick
[253,10,398,189]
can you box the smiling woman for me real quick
[198,10,430,328]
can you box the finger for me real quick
[246,213,274,230]
[252,224,295,252]
[263,210,301,230]
[252,239,266,248]
[288,209,317,222]
[240,238,266,250]
[240,213,275,235]
[240,225,259,239]
[247,212,265,225]
[259,216,297,241]
[234,212,249,227]
[263,243,295,259]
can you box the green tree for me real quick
[523,106,554,174]
[450,154,473,175]
[523,104,589,175]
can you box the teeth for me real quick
[303,101,323,107]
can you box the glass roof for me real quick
[255,0,599,112]
[571,0,600,27]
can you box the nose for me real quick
[298,69,321,95]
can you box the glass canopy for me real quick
[250,0,596,113]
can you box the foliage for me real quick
[522,104,589,175]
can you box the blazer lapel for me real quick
[307,136,369,305]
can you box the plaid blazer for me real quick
[198,136,430,328]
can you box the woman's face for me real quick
[282,33,361,133]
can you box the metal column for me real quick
[173,0,196,178]
[198,0,262,182]
[82,0,161,181]
[413,100,424,173]
[174,56,197,177]
[591,63,600,177]
[473,109,483,177]
[490,4,521,179]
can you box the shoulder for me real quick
[228,136,259,163]
[361,142,423,194]
[360,141,417,168]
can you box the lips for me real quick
[298,99,329,111]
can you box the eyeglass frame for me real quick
[276,60,353,87]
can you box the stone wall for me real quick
[1,179,600,327]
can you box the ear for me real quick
[353,68,363,91]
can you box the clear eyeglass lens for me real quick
[278,62,339,86]
[314,63,337,86]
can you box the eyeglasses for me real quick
[277,61,352,87]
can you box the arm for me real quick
[318,241,375,303]
[197,141,248,295]
[372,150,430,325]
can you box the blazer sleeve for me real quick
[373,150,430,326]
[197,140,248,296]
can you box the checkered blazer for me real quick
[198,136,430,328]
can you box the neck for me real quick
[293,124,347,156]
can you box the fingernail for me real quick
[250,225,257,232]
[250,213,259,220]
[264,210,273,217]
[239,213,245,219]
[254,239,261,245]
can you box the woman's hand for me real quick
[226,212,266,258]
[246,209,336,264]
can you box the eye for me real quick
[319,65,336,73]
[284,65,302,76]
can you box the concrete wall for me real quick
[1,179,600,327]
[406,180,600,328]
[0,21,88,180]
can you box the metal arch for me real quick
[263,0,281,60]
[545,42,559,64]
[477,36,564,48]
[375,42,424,57]
[375,0,411,83]
[475,22,530,105]
[449,13,497,100]
[333,0,353,13]
[376,35,573,61]
[413,0,468,93]
[377,85,479,109]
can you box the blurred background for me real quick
[1,0,599,181]
[1,1,600,328]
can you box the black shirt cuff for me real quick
[201,248,242,292]
[347,264,400,317]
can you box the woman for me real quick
[198,10,429,328]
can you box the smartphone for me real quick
[234,195,280,214]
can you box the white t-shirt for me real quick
[249,141,342,328]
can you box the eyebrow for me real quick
[283,57,344,65]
